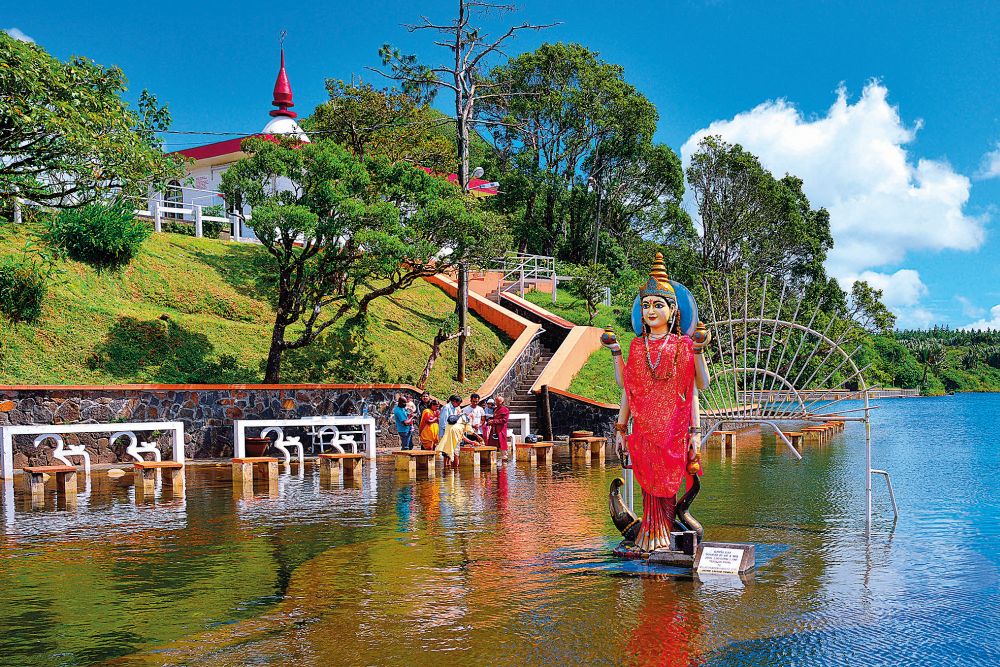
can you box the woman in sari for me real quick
[419,399,440,450]
[604,253,711,553]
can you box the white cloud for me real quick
[843,269,935,328]
[847,269,926,307]
[680,82,986,278]
[963,305,1000,331]
[3,27,34,43]
[956,295,985,319]
[978,142,1000,180]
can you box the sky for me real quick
[5,0,999,329]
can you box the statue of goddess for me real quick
[603,253,711,555]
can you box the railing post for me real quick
[194,204,203,238]
[152,200,162,233]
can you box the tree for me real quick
[847,280,896,334]
[0,33,182,209]
[375,0,555,190]
[480,43,662,257]
[220,136,510,382]
[417,313,462,389]
[306,79,455,172]
[563,262,613,324]
[686,136,833,284]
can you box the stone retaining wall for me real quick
[546,387,618,439]
[0,385,421,468]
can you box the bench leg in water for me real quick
[320,457,343,479]
[395,456,417,478]
[25,472,46,507]
[164,469,185,495]
[342,457,363,477]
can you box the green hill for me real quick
[0,223,509,396]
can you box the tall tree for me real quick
[847,280,896,334]
[686,135,833,284]
[220,137,509,382]
[0,33,181,209]
[306,79,455,172]
[374,0,555,190]
[480,42,660,256]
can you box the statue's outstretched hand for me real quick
[601,327,621,353]
[692,322,712,352]
[615,432,628,466]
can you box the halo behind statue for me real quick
[632,280,698,336]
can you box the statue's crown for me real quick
[639,252,676,302]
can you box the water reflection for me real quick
[0,396,998,665]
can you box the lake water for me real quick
[0,394,997,666]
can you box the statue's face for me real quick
[641,295,673,333]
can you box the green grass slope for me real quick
[524,290,626,404]
[0,224,508,397]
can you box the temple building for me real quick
[149,47,495,240]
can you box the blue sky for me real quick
[5,0,999,329]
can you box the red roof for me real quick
[173,136,250,160]
[416,166,498,195]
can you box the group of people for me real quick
[392,391,510,468]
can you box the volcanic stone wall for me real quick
[0,385,421,467]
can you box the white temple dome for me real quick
[262,115,310,142]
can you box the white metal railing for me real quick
[488,253,557,302]
[132,187,255,242]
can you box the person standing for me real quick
[418,391,433,415]
[462,393,485,435]
[488,395,510,463]
[482,398,496,443]
[393,396,414,451]
[419,399,441,450]
[439,394,463,435]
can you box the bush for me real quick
[45,202,151,267]
[0,256,47,323]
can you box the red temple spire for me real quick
[270,48,296,118]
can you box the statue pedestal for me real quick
[647,549,695,568]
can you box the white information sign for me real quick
[696,546,745,574]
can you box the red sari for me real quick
[624,334,696,550]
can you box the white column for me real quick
[194,205,203,238]
[173,425,185,464]
[0,428,12,480]
[12,197,22,225]
[152,200,162,233]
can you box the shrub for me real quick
[0,256,47,323]
[46,202,151,267]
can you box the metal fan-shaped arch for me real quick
[696,275,897,528]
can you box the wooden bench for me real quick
[460,446,497,470]
[232,457,280,484]
[516,442,554,466]
[318,452,364,478]
[800,426,829,444]
[569,436,606,465]
[23,465,76,504]
[394,450,437,476]
[132,460,184,495]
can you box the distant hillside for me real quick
[0,223,509,396]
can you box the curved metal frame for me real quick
[701,278,896,530]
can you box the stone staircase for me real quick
[505,344,554,423]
